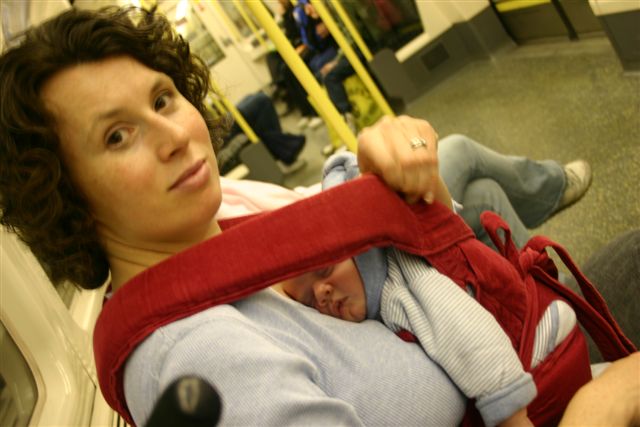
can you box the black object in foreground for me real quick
[145,376,222,427]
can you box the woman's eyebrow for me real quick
[88,108,125,137]
[150,74,173,92]
[88,75,169,136]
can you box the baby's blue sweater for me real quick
[323,152,536,426]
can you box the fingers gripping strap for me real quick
[93,175,475,423]
[525,236,636,360]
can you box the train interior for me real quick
[1,0,638,425]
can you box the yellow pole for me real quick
[140,0,157,12]
[330,1,373,62]
[209,1,243,42]
[209,80,259,143]
[208,94,227,117]
[311,0,394,117]
[232,0,268,50]
[245,1,357,152]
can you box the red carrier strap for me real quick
[479,211,636,427]
[524,236,636,360]
[93,175,475,423]
[481,211,541,368]
[481,210,635,362]
[94,176,635,426]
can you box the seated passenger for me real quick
[269,0,322,129]
[294,0,364,138]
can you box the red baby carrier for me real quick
[93,175,635,426]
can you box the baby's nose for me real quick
[312,283,332,308]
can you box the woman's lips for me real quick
[169,159,208,191]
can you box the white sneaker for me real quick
[335,145,348,154]
[558,160,592,209]
[321,144,347,156]
[307,116,324,129]
[343,112,357,134]
[296,117,310,129]
[277,158,307,175]
[321,144,336,156]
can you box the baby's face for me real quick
[280,258,367,322]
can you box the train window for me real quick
[335,0,424,52]
[162,0,225,67]
[0,0,28,50]
[0,323,37,427]
[218,1,262,40]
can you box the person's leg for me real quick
[459,178,531,249]
[438,134,566,230]
[278,63,316,117]
[309,46,338,76]
[266,52,286,90]
[324,56,354,114]
[235,92,306,166]
[236,92,282,136]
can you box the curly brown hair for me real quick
[0,6,229,289]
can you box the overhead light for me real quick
[175,0,189,22]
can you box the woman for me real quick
[0,8,459,426]
[0,6,631,427]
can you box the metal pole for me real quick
[209,80,259,144]
[245,0,358,152]
[310,0,394,117]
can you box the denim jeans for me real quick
[232,92,305,165]
[438,134,566,248]
[323,56,354,114]
[234,92,281,135]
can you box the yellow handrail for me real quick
[207,93,227,117]
[245,1,358,152]
[209,1,243,42]
[310,0,394,117]
[209,80,259,143]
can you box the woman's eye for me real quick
[106,128,130,146]
[154,93,171,111]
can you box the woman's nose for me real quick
[152,114,189,160]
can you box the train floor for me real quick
[279,35,639,272]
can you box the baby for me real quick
[276,152,576,427]
[277,248,535,427]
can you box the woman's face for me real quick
[41,56,221,248]
[280,258,367,322]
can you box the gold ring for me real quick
[410,137,427,150]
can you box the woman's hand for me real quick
[560,352,640,426]
[357,115,440,204]
[498,408,533,427]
